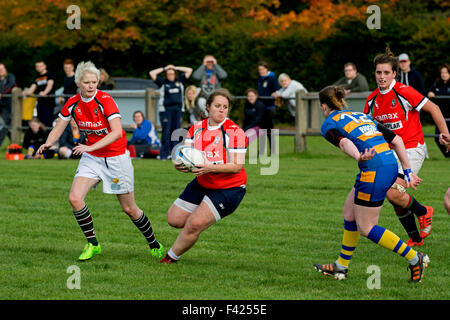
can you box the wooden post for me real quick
[294,90,307,153]
[145,88,158,127]
[310,98,320,130]
[10,87,23,145]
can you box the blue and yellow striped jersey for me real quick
[321,109,397,169]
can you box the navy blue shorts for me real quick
[354,164,398,207]
[174,178,246,221]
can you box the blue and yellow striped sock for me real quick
[336,220,360,269]
[367,225,417,263]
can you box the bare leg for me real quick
[170,201,217,257]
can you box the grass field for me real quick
[0,126,449,300]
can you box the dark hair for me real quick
[319,86,347,111]
[206,88,233,110]
[373,47,398,74]
[437,63,450,84]
[257,61,269,69]
[133,110,145,118]
[245,88,258,96]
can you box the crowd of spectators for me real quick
[0,53,448,158]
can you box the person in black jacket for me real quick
[257,61,280,154]
[427,63,450,157]
[243,88,265,145]
[397,53,426,95]
[23,117,56,159]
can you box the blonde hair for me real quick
[184,85,197,111]
[75,61,100,84]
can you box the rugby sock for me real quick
[167,248,180,261]
[395,205,422,242]
[73,205,98,246]
[407,195,427,217]
[132,211,160,249]
[336,220,360,269]
[367,225,417,263]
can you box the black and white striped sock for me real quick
[133,212,160,249]
[73,205,98,246]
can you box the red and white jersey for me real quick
[364,80,428,149]
[59,90,127,157]
[186,118,248,189]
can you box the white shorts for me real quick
[75,151,134,194]
[394,142,428,175]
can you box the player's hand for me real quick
[359,148,376,162]
[403,168,421,190]
[72,144,91,156]
[409,173,422,190]
[174,162,190,173]
[35,142,52,157]
[191,163,212,176]
[439,133,450,145]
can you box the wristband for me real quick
[403,168,412,183]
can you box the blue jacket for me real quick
[257,71,280,109]
[129,119,160,146]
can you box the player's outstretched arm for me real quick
[36,118,69,156]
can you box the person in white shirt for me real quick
[272,73,307,117]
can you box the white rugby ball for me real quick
[174,145,205,171]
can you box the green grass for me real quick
[0,126,449,300]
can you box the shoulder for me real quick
[65,93,81,108]
[394,82,421,97]
[96,90,115,102]
[366,89,379,102]
[223,119,244,131]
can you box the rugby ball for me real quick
[174,145,205,171]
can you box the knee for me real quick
[122,203,139,217]
[68,192,84,209]
[167,214,185,228]
[167,205,189,228]
[387,188,408,206]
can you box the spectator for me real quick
[184,85,207,125]
[98,68,116,90]
[149,64,192,160]
[333,62,369,94]
[397,53,426,95]
[127,110,160,158]
[257,61,280,154]
[243,88,265,145]
[23,60,56,127]
[58,119,84,159]
[0,63,16,145]
[192,55,227,99]
[427,63,450,157]
[23,117,56,159]
[272,73,308,117]
[60,59,78,103]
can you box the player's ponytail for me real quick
[319,85,347,111]
[373,46,399,74]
